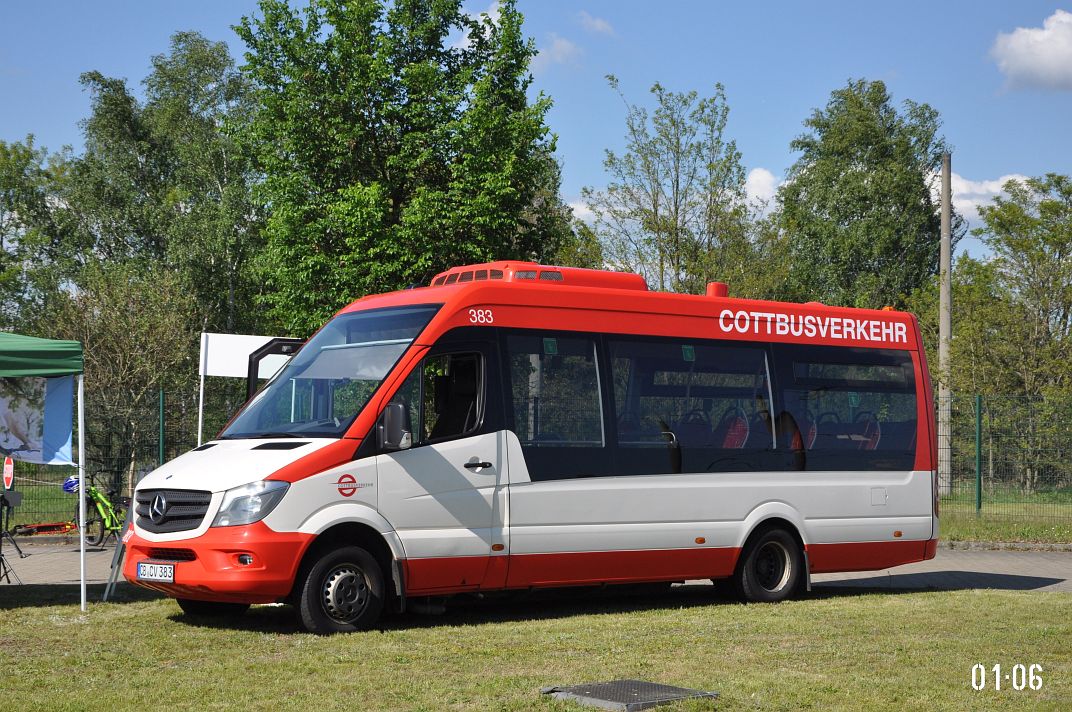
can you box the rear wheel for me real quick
[79,506,106,547]
[734,527,803,603]
[176,599,251,617]
[298,545,385,634]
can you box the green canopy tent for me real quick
[0,332,88,609]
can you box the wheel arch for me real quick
[733,501,808,567]
[290,508,405,601]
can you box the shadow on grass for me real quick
[170,568,1069,635]
[811,570,1063,594]
[166,582,735,634]
[0,582,164,608]
[5,570,1063,633]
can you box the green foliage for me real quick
[1,32,263,477]
[976,174,1072,396]
[780,79,963,308]
[0,137,77,330]
[36,262,198,473]
[236,0,572,334]
[70,33,263,333]
[583,78,754,294]
[907,175,1072,495]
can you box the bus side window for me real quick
[424,353,483,442]
[773,344,917,471]
[503,332,610,481]
[386,352,484,446]
[607,337,776,475]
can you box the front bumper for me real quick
[122,521,314,604]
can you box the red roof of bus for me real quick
[338,262,921,351]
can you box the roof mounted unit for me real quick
[430,262,648,292]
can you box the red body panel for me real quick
[403,540,931,595]
[123,522,313,604]
[806,540,930,574]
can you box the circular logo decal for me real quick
[335,473,358,497]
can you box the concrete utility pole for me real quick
[938,152,952,495]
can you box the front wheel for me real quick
[298,545,385,634]
[734,528,803,603]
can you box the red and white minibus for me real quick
[124,261,939,633]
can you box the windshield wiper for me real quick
[224,431,307,439]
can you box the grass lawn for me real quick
[941,514,1072,544]
[940,500,1072,544]
[0,584,1068,711]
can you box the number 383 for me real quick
[468,309,494,324]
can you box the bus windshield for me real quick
[220,305,440,439]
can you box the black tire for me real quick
[298,545,385,634]
[176,598,251,617]
[734,527,803,603]
[79,506,106,547]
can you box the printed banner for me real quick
[0,375,74,465]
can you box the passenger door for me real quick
[376,340,508,593]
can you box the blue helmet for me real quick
[62,475,81,494]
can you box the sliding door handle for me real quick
[464,461,493,471]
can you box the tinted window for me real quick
[609,338,780,474]
[504,333,609,480]
[506,334,603,447]
[773,344,917,470]
[388,352,483,446]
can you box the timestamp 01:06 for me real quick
[971,664,1043,691]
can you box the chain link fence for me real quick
[939,395,1072,523]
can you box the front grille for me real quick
[136,489,212,533]
[147,548,197,562]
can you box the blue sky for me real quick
[2,1,1070,255]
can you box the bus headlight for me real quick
[212,481,289,527]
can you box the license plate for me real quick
[137,561,175,583]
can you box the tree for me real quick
[1,34,265,487]
[976,174,1072,397]
[62,33,263,333]
[236,0,573,334]
[36,262,198,483]
[0,137,77,330]
[906,175,1072,494]
[779,79,963,308]
[582,78,753,293]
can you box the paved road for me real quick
[2,541,1070,593]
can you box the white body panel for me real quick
[504,433,932,555]
[133,438,336,543]
[376,431,508,560]
[132,432,933,566]
[137,438,336,494]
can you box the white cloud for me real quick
[991,9,1072,90]
[948,172,1029,225]
[451,1,502,49]
[531,34,582,74]
[578,11,615,36]
[745,167,779,208]
[568,200,594,223]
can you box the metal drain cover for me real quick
[540,679,718,711]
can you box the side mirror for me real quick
[379,402,412,451]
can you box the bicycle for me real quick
[63,474,130,547]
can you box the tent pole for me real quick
[78,373,86,612]
[197,332,207,446]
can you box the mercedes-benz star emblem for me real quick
[149,494,168,524]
